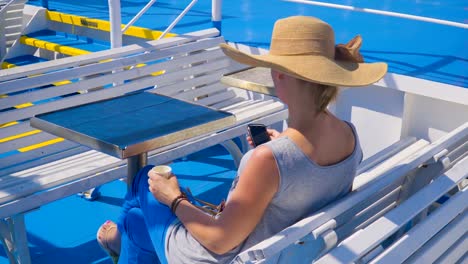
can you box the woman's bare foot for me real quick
[97,220,121,261]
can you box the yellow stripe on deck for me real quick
[0,121,19,128]
[46,11,177,40]
[1,61,17,69]
[18,137,65,152]
[0,93,34,109]
[20,36,91,57]
[0,130,41,143]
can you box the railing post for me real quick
[108,0,122,49]
[212,0,222,33]
[0,11,5,60]
[108,0,123,87]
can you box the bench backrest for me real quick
[317,154,468,264]
[232,122,468,264]
[0,28,238,176]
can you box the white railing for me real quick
[156,0,198,40]
[108,0,223,49]
[121,0,158,34]
[108,0,122,49]
[284,0,468,29]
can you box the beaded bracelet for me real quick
[170,193,188,213]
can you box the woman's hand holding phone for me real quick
[247,124,280,147]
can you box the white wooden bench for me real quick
[0,28,287,264]
[232,122,468,264]
[317,150,467,264]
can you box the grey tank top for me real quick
[166,122,363,264]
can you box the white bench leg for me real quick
[239,135,250,154]
[0,215,32,264]
[220,139,244,168]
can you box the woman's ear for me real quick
[271,69,285,81]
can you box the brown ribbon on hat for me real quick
[335,35,364,63]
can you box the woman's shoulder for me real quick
[319,119,360,166]
[238,142,279,172]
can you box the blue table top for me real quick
[31,92,236,158]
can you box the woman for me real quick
[97,15,387,264]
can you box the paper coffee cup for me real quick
[151,165,172,178]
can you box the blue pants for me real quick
[117,165,177,264]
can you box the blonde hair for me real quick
[297,78,339,113]
[315,84,338,112]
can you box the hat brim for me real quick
[220,43,387,87]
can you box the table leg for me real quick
[127,152,148,188]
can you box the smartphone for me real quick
[247,124,271,147]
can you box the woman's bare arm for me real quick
[173,146,279,254]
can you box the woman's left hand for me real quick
[148,169,182,206]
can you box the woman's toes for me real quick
[97,220,121,255]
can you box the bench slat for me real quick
[0,28,220,81]
[421,218,467,264]
[353,139,429,190]
[174,83,228,102]
[316,156,468,264]
[375,195,467,264]
[0,122,32,136]
[0,58,231,124]
[0,141,82,175]
[0,153,127,219]
[219,98,258,112]
[432,232,467,264]
[0,37,225,96]
[335,188,400,240]
[152,68,225,96]
[197,89,237,106]
[211,96,246,110]
[0,131,58,153]
[0,150,122,204]
[232,101,286,123]
[231,99,280,116]
[357,137,417,174]
[0,47,226,109]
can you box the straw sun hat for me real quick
[220,16,387,87]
